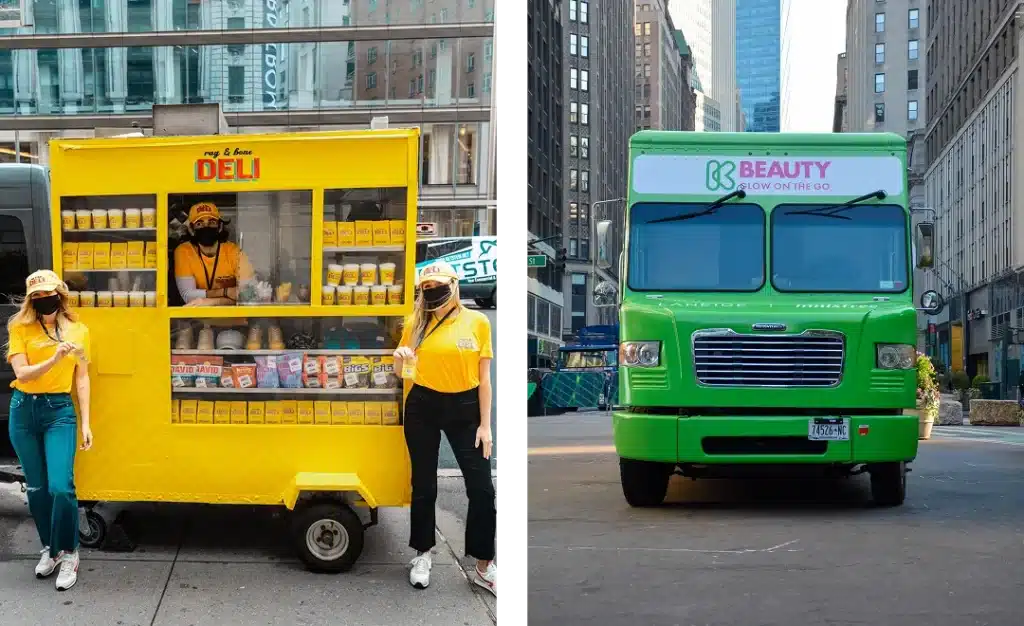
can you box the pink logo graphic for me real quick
[737,159,834,192]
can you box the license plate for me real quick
[808,417,849,441]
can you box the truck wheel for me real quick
[619,458,672,507]
[79,509,107,549]
[868,462,906,507]
[291,500,365,573]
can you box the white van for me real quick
[415,236,497,308]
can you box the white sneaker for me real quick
[409,552,432,589]
[55,551,79,591]
[34,548,62,578]
[473,562,496,596]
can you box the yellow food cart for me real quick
[49,128,419,572]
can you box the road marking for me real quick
[528,445,617,456]
[529,539,800,555]
[926,435,1024,447]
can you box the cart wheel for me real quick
[79,509,107,549]
[290,500,364,573]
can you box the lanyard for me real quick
[39,318,62,344]
[195,243,222,291]
[415,307,457,350]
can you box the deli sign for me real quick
[632,154,905,197]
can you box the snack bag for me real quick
[220,365,236,388]
[233,363,258,389]
[255,355,280,388]
[194,357,224,388]
[303,354,322,388]
[371,356,398,389]
[171,356,196,387]
[320,356,342,389]
[342,356,371,389]
[277,352,304,388]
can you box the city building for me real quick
[634,0,684,131]
[674,29,697,131]
[922,1,1022,387]
[528,0,565,367]
[843,0,926,135]
[735,0,792,132]
[833,52,848,132]
[669,0,737,131]
[558,0,632,342]
[0,0,495,238]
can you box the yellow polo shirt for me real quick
[173,241,254,291]
[6,320,90,394]
[399,308,493,394]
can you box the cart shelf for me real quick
[172,387,401,396]
[64,228,157,234]
[172,349,394,356]
[323,246,404,253]
[76,268,157,273]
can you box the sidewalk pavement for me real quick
[0,476,495,626]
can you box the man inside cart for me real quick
[173,201,255,307]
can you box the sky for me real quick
[782,0,847,132]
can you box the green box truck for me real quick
[592,131,943,508]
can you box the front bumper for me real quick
[613,411,919,465]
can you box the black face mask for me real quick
[194,226,220,247]
[31,295,61,316]
[422,284,452,310]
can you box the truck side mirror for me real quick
[916,222,934,269]
[919,289,944,315]
[592,279,617,307]
[595,220,613,270]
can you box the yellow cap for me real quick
[415,260,460,287]
[188,201,221,225]
[25,270,68,297]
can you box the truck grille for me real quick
[692,329,845,388]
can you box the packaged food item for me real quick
[126,241,145,269]
[281,400,298,424]
[268,326,285,350]
[67,292,80,307]
[79,291,96,307]
[379,262,396,286]
[371,356,398,389]
[387,284,404,305]
[174,325,193,351]
[91,209,108,229]
[62,210,75,231]
[342,356,371,389]
[63,242,78,270]
[353,286,370,305]
[171,356,195,387]
[372,221,391,246]
[314,401,332,425]
[323,221,337,247]
[370,285,387,305]
[182,356,223,388]
[196,401,215,424]
[170,399,180,424]
[364,401,383,425]
[91,242,111,270]
[347,401,365,424]
[142,208,156,228]
[110,242,128,269]
[111,291,127,307]
[382,401,400,425]
[248,401,265,424]
[255,356,280,388]
[129,291,145,307]
[197,328,215,351]
[232,363,257,389]
[302,354,322,388]
[354,220,373,246]
[336,286,353,305]
[330,401,348,425]
[75,210,91,229]
[297,401,314,424]
[277,352,304,388]
[97,291,112,308]
[124,208,141,228]
[264,401,282,424]
[145,242,158,269]
[145,291,157,307]
[179,400,198,423]
[220,365,236,388]
[337,221,356,246]
[231,401,248,424]
[322,285,336,305]
[246,325,262,350]
[359,263,377,285]
[107,208,124,229]
[214,401,232,424]
[389,219,406,245]
[77,242,94,270]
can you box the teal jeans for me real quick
[8,390,80,557]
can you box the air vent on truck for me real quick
[691,329,845,388]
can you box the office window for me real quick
[581,104,589,125]
[366,72,377,89]
[908,100,918,120]
[644,64,651,77]
[644,43,652,56]
[875,103,885,122]
[581,171,589,192]
[228,66,245,103]
[570,169,578,190]
[570,0,577,21]
[875,43,885,63]
[874,73,885,93]
[368,47,378,64]
[581,36,589,57]
[875,13,885,32]
[580,137,589,159]
[909,8,919,29]
[569,135,578,157]
[467,53,475,72]
[570,102,578,123]
[570,68,578,90]
[580,1,588,23]
[908,40,918,60]
[644,23,651,36]
[581,70,588,92]
[634,23,641,36]
[636,43,642,56]
[908,69,918,90]
[570,34,578,56]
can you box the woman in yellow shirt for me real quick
[393,260,496,596]
[6,270,91,591]
[173,201,255,306]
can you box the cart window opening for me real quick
[169,190,313,306]
[627,202,766,292]
[322,187,408,296]
[771,203,908,293]
[0,214,29,306]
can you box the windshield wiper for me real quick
[784,190,887,220]
[647,189,747,224]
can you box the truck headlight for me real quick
[876,343,916,369]
[621,341,660,367]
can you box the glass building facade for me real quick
[0,0,495,237]
[735,0,780,132]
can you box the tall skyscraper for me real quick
[634,0,686,131]
[668,0,737,131]
[735,0,792,132]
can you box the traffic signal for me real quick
[554,248,568,271]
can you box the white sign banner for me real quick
[632,154,905,197]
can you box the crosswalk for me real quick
[930,425,1024,446]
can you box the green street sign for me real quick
[528,254,547,268]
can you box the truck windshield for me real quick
[628,202,765,292]
[771,203,908,293]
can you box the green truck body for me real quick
[607,131,931,507]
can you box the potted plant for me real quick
[913,352,940,439]
[952,370,971,410]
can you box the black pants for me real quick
[404,384,496,561]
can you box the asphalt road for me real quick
[528,412,1023,626]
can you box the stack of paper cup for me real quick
[370,286,388,305]
[145,291,157,307]
[112,291,129,307]
[79,291,96,307]
[107,208,124,229]
[141,208,156,228]
[379,262,396,285]
[124,209,141,229]
[75,210,92,230]
[322,285,336,305]
[342,264,360,287]
[360,263,377,285]
[67,291,80,307]
[326,264,343,286]
[387,284,403,305]
[92,209,109,229]
[336,286,353,305]
[62,211,75,231]
[97,291,113,307]
[353,286,370,305]
[129,291,145,307]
